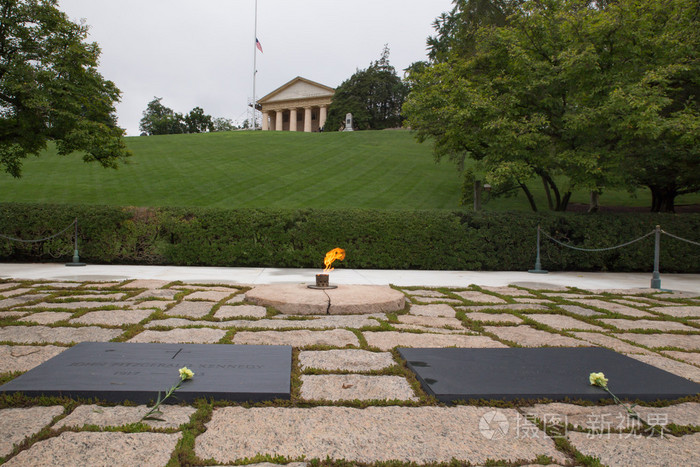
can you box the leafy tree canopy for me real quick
[325,46,409,131]
[140,99,225,135]
[0,0,131,177]
[404,0,699,212]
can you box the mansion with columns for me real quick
[258,77,335,132]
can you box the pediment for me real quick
[259,77,335,104]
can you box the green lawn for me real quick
[1,129,696,210]
[0,130,463,209]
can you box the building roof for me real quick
[258,76,335,104]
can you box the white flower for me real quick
[179,367,194,380]
[589,372,608,387]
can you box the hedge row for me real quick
[0,203,698,272]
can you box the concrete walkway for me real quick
[1,262,698,292]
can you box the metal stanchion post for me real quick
[528,225,548,274]
[66,218,86,267]
[650,225,661,289]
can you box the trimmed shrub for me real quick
[0,203,698,272]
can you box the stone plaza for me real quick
[0,268,698,465]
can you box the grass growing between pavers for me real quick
[0,280,698,466]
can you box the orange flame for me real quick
[323,248,346,273]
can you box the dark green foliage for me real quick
[0,0,130,177]
[325,46,408,131]
[0,203,699,273]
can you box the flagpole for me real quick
[252,0,258,130]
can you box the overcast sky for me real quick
[58,0,454,136]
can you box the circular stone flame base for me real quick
[307,285,338,290]
[246,284,405,315]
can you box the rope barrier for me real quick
[0,218,86,266]
[661,229,700,247]
[539,229,656,252]
[0,219,76,244]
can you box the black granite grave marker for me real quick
[399,347,700,402]
[0,342,291,403]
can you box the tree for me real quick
[184,106,213,133]
[404,0,700,212]
[211,117,236,132]
[0,0,130,177]
[325,46,408,131]
[139,97,184,135]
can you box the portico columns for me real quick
[304,107,312,133]
[275,110,283,131]
[262,112,269,131]
[289,109,298,132]
[319,106,328,130]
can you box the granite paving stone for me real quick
[233,329,359,347]
[20,301,134,310]
[130,288,180,300]
[83,282,120,289]
[120,279,171,289]
[573,299,653,317]
[0,311,28,319]
[55,404,196,429]
[145,318,229,329]
[453,291,507,303]
[392,324,470,334]
[403,289,446,298]
[482,286,535,296]
[512,297,553,304]
[0,283,20,290]
[184,290,232,301]
[569,332,653,355]
[70,309,154,326]
[649,306,700,318]
[127,328,226,344]
[525,314,605,331]
[623,353,700,383]
[0,288,32,298]
[589,288,658,295]
[0,345,67,372]
[4,432,181,467]
[661,351,700,366]
[215,304,267,319]
[463,312,523,324]
[0,295,49,309]
[567,432,700,467]
[226,294,246,304]
[599,318,696,331]
[0,325,121,344]
[460,304,549,312]
[557,305,606,317]
[176,284,240,292]
[396,315,463,328]
[0,406,64,457]
[131,300,173,310]
[483,325,589,347]
[524,402,700,430]
[363,331,506,351]
[612,299,652,307]
[656,291,700,299]
[408,304,455,318]
[410,297,463,304]
[299,349,395,371]
[52,293,127,301]
[165,301,213,318]
[300,375,418,401]
[195,406,567,464]
[620,333,700,350]
[17,311,72,324]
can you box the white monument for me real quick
[343,113,354,132]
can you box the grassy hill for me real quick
[0,130,463,210]
[1,129,697,211]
